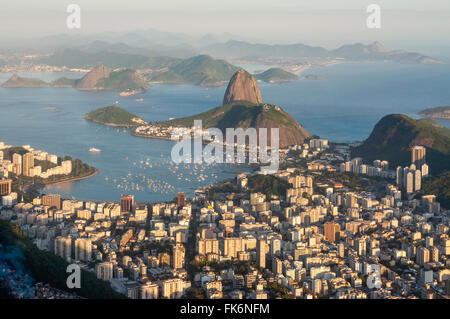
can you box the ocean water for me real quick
[0,62,449,202]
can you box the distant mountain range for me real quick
[352,114,450,175]
[29,39,440,72]
[202,40,440,64]
[36,47,153,69]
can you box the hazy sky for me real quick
[1,0,449,53]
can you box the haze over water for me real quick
[0,62,449,202]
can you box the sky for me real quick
[1,0,449,54]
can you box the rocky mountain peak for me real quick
[75,65,111,90]
[223,69,262,105]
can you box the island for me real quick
[419,106,450,120]
[1,65,150,92]
[85,105,148,127]
[254,68,298,83]
[1,74,49,88]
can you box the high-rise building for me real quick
[177,192,185,207]
[54,236,72,262]
[172,245,185,269]
[355,238,367,256]
[22,152,34,177]
[120,194,134,214]
[414,169,422,192]
[406,171,414,193]
[272,257,282,274]
[12,154,22,175]
[416,246,430,266]
[42,194,61,209]
[162,278,190,299]
[421,163,429,177]
[95,262,114,281]
[270,238,281,256]
[338,243,345,258]
[197,238,219,256]
[396,166,403,186]
[223,237,244,258]
[344,193,357,208]
[75,238,92,262]
[411,146,426,168]
[140,283,159,299]
[0,179,12,196]
[324,221,341,243]
[257,239,267,269]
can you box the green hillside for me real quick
[145,56,182,69]
[352,114,450,175]
[162,101,311,148]
[421,171,450,209]
[0,220,126,299]
[51,77,78,87]
[95,69,149,91]
[85,106,147,127]
[150,55,240,86]
[254,68,298,83]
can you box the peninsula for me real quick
[133,70,311,148]
[419,106,450,120]
[85,106,148,127]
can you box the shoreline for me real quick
[86,118,145,128]
[43,168,100,187]
[131,131,173,141]
[419,115,450,120]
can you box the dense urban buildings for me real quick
[0,139,449,300]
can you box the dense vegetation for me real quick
[0,220,126,299]
[1,146,29,159]
[150,55,239,85]
[352,114,450,175]
[85,106,146,126]
[163,101,299,131]
[206,180,240,198]
[254,68,298,82]
[247,175,292,199]
[160,100,310,148]
[314,171,370,192]
[421,171,450,209]
[50,77,77,87]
